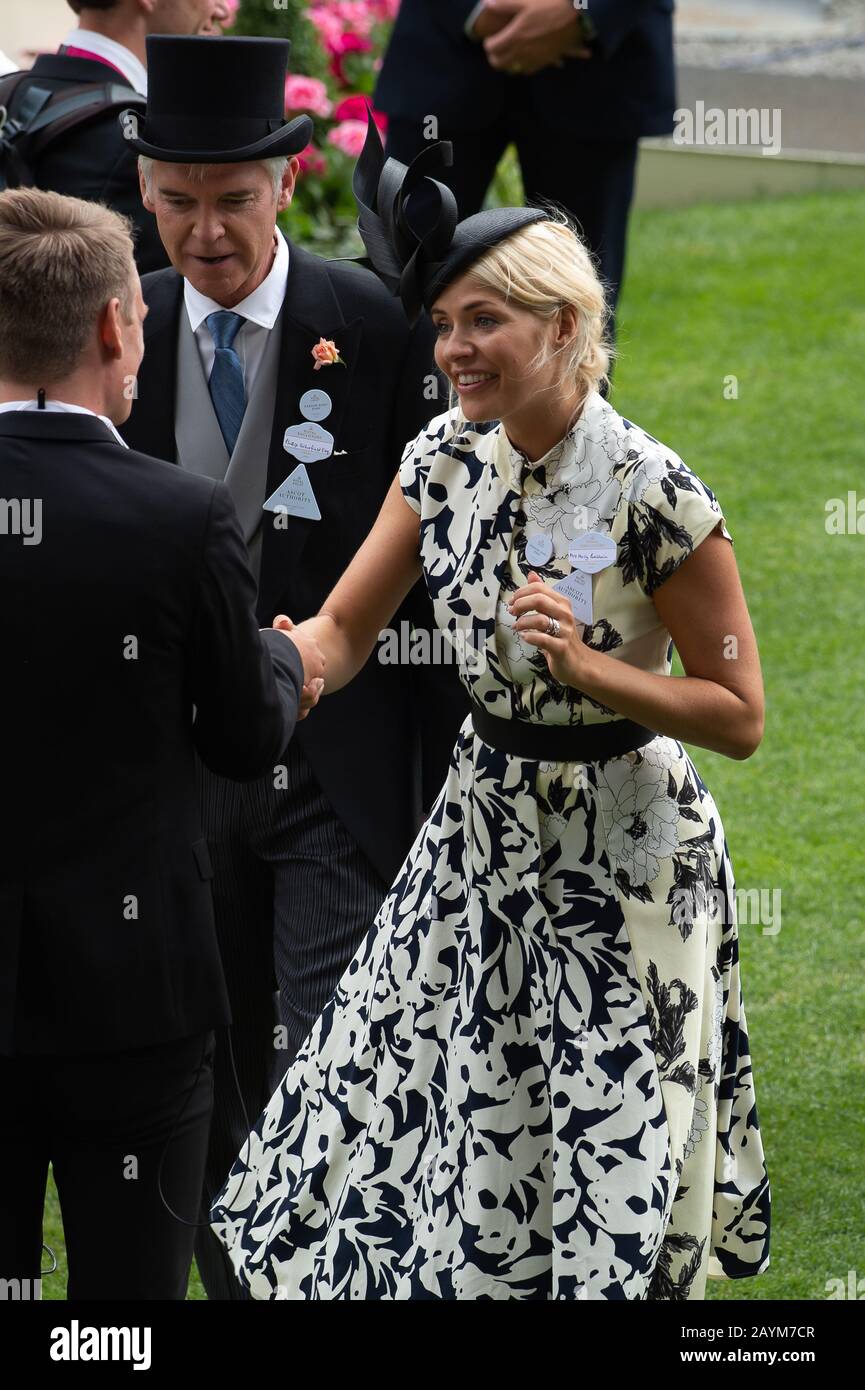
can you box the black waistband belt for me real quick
[470,705,657,762]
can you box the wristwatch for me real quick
[464,0,486,40]
[578,7,598,44]
[561,6,598,57]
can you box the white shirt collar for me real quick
[184,228,289,336]
[63,28,147,95]
[0,398,127,447]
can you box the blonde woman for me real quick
[210,127,771,1301]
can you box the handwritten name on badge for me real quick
[283,422,334,463]
[568,530,616,574]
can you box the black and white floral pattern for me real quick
[210,391,770,1300]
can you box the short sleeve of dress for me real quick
[398,433,426,515]
[623,455,734,598]
[398,410,458,515]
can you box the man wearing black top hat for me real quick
[119,34,468,1299]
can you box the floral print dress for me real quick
[210,389,771,1301]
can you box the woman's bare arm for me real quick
[581,525,763,758]
[277,474,422,694]
[511,524,765,760]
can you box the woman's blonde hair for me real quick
[445,208,613,421]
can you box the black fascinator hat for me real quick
[353,108,547,326]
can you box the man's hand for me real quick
[469,2,512,40]
[480,0,592,75]
[272,615,325,720]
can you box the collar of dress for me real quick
[490,388,609,492]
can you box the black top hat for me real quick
[352,108,546,326]
[120,35,312,163]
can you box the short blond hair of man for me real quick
[0,188,136,385]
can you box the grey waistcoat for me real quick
[175,309,284,583]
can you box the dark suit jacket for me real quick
[14,53,168,274]
[120,241,469,886]
[0,412,304,1056]
[374,0,676,140]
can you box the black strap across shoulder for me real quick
[0,73,144,189]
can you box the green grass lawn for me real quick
[614,187,865,1301]
[39,188,865,1301]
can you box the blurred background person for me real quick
[375,0,676,341]
[0,0,232,273]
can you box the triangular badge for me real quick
[262,464,321,521]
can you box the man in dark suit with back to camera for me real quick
[0,186,324,1300]
[120,34,468,1299]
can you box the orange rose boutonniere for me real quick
[311,337,346,370]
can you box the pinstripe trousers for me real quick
[193,736,389,1300]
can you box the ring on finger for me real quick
[546,616,560,637]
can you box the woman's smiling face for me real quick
[431,275,564,427]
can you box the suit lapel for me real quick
[131,269,183,462]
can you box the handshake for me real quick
[271,614,326,720]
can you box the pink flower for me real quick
[334,30,372,56]
[297,143,329,177]
[308,1,397,83]
[332,2,377,36]
[333,95,388,133]
[307,8,345,53]
[333,93,368,122]
[329,30,373,83]
[326,119,368,158]
[311,337,345,369]
[284,74,333,118]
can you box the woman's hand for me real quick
[272,615,325,719]
[508,570,595,688]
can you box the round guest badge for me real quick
[525,533,554,567]
[299,389,333,422]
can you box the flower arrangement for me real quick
[232,0,399,256]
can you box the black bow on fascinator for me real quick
[352,107,548,326]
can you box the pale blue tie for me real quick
[206,310,246,455]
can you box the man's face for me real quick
[141,160,297,307]
[148,0,230,36]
